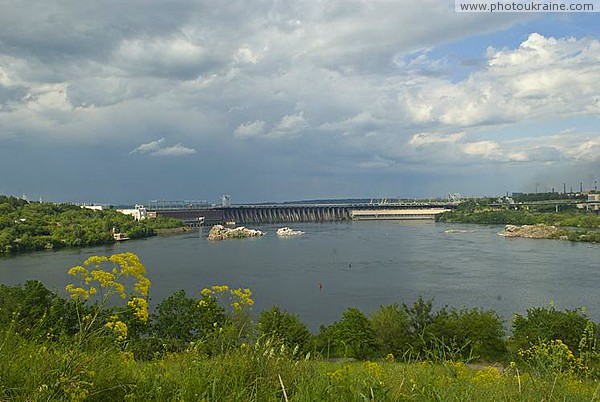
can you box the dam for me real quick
[149,203,454,226]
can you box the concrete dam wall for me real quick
[152,204,454,225]
[222,206,352,223]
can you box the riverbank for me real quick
[438,209,600,243]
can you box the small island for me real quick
[276,227,304,236]
[498,224,560,239]
[207,224,265,240]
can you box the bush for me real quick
[151,290,226,343]
[399,297,506,362]
[317,307,377,360]
[0,280,83,339]
[429,308,507,362]
[369,303,410,357]
[510,306,590,355]
[257,306,313,355]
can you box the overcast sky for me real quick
[1,1,599,204]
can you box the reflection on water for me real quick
[1,221,599,330]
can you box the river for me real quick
[1,221,599,330]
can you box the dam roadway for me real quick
[149,203,456,226]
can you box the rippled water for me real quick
[1,221,599,330]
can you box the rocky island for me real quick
[498,224,560,239]
[207,225,265,240]
[276,227,305,236]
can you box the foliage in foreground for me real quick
[2,252,600,400]
[2,330,600,401]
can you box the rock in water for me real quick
[207,225,264,240]
[498,224,559,239]
[276,227,304,236]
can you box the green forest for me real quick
[1,252,600,400]
[0,195,183,256]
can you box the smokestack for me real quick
[580,182,583,193]
[564,183,566,194]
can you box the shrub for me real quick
[510,306,590,355]
[400,298,506,362]
[257,306,313,355]
[318,307,377,360]
[151,289,226,343]
[369,303,410,357]
[0,280,83,339]
[429,308,506,362]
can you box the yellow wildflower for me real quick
[127,297,149,322]
[67,265,89,279]
[364,361,384,381]
[212,285,230,292]
[65,284,89,301]
[105,320,128,341]
[472,367,501,385]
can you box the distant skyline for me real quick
[1,1,599,204]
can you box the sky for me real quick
[0,0,599,204]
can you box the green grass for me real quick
[1,330,599,401]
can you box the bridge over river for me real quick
[149,202,456,226]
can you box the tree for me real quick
[325,307,377,360]
[511,306,590,355]
[257,306,312,355]
[369,303,410,357]
[151,290,225,343]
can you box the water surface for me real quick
[1,221,598,330]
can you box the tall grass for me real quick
[2,327,600,401]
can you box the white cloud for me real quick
[319,112,384,136]
[462,141,503,159]
[233,120,266,138]
[129,138,166,154]
[570,139,600,162]
[402,33,600,127]
[152,144,197,156]
[130,138,196,156]
[114,35,215,79]
[408,132,465,146]
[267,111,308,139]
[234,46,261,65]
[234,112,308,140]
